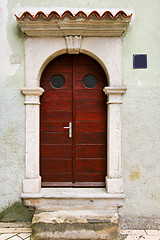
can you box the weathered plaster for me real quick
[0,0,25,211]
[0,0,19,78]
[121,88,160,217]
[0,90,25,210]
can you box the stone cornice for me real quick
[15,10,132,37]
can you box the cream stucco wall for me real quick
[0,0,160,227]
[0,0,25,210]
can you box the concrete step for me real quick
[22,189,124,239]
[31,208,120,240]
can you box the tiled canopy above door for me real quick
[15,10,132,37]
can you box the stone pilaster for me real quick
[103,86,126,194]
[21,87,44,193]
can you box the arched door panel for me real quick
[40,54,107,187]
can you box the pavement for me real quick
[0,223,31,240]
[121,230,160,240]
[0,223,160,240]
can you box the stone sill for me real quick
[21,188,125,200]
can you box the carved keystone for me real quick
[65,36,82,54]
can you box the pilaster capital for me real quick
[21,87,44,96]
[103,86,127,95]
[103,86,127,104]
[21,87,44,105]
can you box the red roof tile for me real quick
[15,10,132,20]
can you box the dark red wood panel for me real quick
[76,122,106,132]
[41,159,72,173]
[41,100,72,111]
[75,173,106,182]
[76,133,106,144]
[75,90,104,100]
[74,54,107,185]
[76,111,106,121]
[41,90,72,100]
[40,110,72,122]
[41,132,70,144]
[40,53,107,187]
[41,173,72,183]
[76,101,106,111]
[41,145,72,158]
[40,54,73,185]
[76,159,106,173]
[76,145,106,158]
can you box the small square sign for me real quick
[133,54,147,69]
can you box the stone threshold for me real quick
[21,188,125,199]
[21,188,125,210]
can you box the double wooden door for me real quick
[40,54,107,187]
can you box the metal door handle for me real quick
[64,122,72,138]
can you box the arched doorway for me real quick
[40,53,108,187]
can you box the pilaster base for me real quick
[106,177,124,194]
[22,176,41,193]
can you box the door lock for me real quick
[64,122,72,138]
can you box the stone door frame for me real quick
[21,36,126,195]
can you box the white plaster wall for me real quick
[0,0,25,211]
[121,88,160,217]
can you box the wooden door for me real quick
[40,54,107,187]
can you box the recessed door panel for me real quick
[40,53,107,187]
